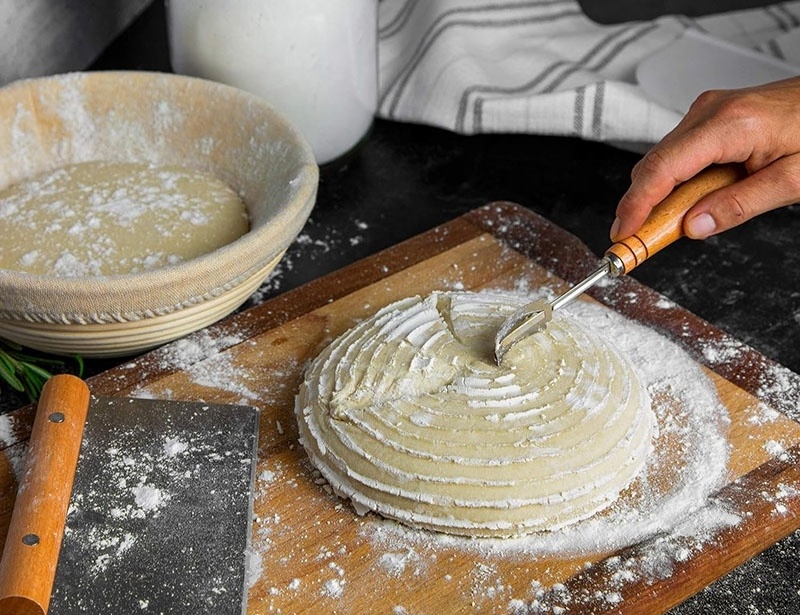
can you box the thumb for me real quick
[684,158,800,239]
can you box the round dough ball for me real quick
[295,291,655,537]
[0,161,249,277]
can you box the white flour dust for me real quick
[26,194,790,612]
[132,484,170,512]
[354,296,736,554]
[243,287,800,613]
[163,436,189,457]
[351,296,743,613]
[64,433,186,576]
[0,412,15,446]
[245,217,369,305]
[133,329,257,403]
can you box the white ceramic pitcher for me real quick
[167,0,378,164]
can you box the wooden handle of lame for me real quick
[606,163,747,274]
[0,375,90,615]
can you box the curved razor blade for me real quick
[494,300,552,364]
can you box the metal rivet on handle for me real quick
[48,412,65,423]
[22,533,39,546]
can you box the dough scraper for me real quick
[495,163,745,363]
[0,374,259,615]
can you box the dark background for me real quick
[579,0,782,22]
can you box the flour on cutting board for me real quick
[0,413,13,447]
[699,333,800,426]
[95,211,800,611]
[238,280,800,613]
[132,329,257,403]
[643,286,800,424]
[117,279,799,611]
[349,296,739,611]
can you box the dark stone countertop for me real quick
[3,1,798,612]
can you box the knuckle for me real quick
[616,189,636,215]
[725,192,748,220]
[688,89,767,136]
[709,191,750,232]
[635,148,672,179]
[711,94,764,133]
[715,187,758,226]
[774,164,800,196]
[689,89,725,112]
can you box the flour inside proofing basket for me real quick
[280,289,740,609]
[0,161,249,277]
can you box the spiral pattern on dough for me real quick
[296,291,654,537]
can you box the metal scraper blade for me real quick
[49,395,259,615]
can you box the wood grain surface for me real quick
[1,202,799,614]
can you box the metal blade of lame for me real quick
[494,258,613,363]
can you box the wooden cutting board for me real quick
[2,202,799,614]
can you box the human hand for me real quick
[611,76,800,241]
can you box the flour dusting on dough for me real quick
[296,291,660,537]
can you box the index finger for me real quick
[612,130,731,240]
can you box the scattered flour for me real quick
[134,329,257,403]
[757,362,800,423]
[654,296,676,309]
[60,422,223,580]
[322,577,345,599]
[764,439,793,462]
[163,436,189,457]
[270,290,763,612]
[351,296,736,558]
[0,161,248,277]
[18,202,791,611]
[245,217,371,305]
[699,335,800,423]
[0,412,16,447]
[701,336,746,365]
[132,484,169,513]
[258,469,277,484]
[244,287,781,613]
[747,403,781,426]
[245,548,264,589]
[378,551,417,578]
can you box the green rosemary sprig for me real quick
[0,338,84,401]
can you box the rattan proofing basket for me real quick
[0,71,318,357]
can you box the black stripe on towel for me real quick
[463,22,656,133]
[381,0,580,116]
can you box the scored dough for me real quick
[296,291,655,537]
[0,161,249,277]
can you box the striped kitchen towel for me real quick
[377,0,800,145]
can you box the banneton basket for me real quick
[0,71,318,357]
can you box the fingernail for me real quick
[686,213,716,238]
[609,217,620,240]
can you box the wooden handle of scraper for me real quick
[0,374,90,615]
[606,163,747,274]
